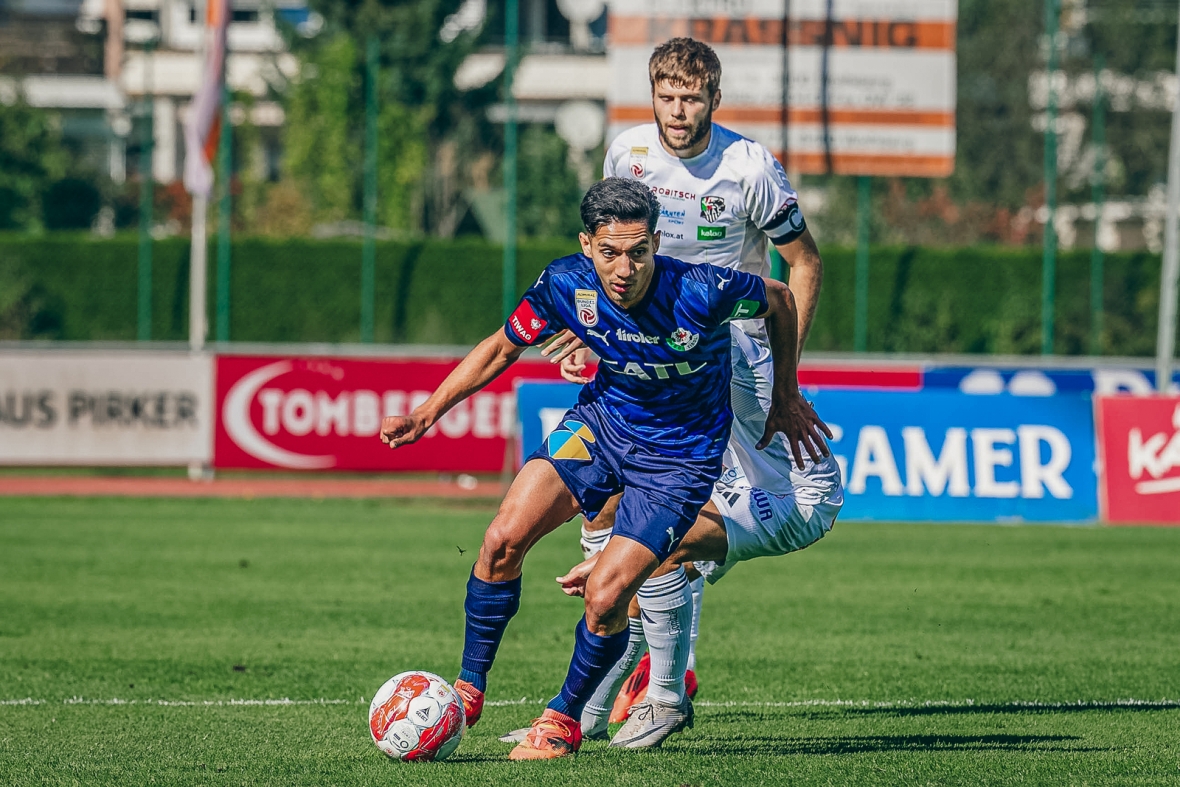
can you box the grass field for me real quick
[2,496,1179,786]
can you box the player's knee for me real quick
[477,518,527,579]
[583,581,628,635]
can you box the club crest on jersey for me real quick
[666,327,699,352]
[700,195,726,223]
[575,288,599,327]
[629,147,648,179]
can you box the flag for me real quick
[183,0,230,196]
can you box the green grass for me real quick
[1,497,1178,786]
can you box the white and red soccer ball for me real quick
[368,671,465,761]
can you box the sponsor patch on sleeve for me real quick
[723,299,763,323]
[507,299,547,344]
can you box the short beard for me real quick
[658,108,712,153]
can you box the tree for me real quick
[278,0,492,235]
[0,97,69,231]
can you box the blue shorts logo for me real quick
[547,420,596,461]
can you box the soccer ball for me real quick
[368,671,466,762]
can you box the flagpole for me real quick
[190,194,208,351]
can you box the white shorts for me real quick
[693,457,844,584]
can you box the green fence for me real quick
[0,234,1168,355]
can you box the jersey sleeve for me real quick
[503,272,563,346]
[602,137,625,178]
[744,146,808,246]
[706,265,769,326]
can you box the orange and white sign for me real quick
[607,0,957,177]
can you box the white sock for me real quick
[687,575,705,673]
[580,523,612,560]
[637,567,692,707]
[581,616,645,735]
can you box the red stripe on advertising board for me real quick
[798,365,923,391]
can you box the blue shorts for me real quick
[526,402,722,563]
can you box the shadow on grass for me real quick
[811,702,1180,720]
[670,733,1100,756]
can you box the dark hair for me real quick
[580,177,661,235]
[649,38,722,96]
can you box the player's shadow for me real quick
[677,733,1100,757]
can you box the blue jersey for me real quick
[504,253,768,459]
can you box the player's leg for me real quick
[580,492,619,558]
[609,501,726,748]
[454,458,581,726]
[509,530,660,760]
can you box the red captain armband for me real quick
[508,299,548,345]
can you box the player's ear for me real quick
[579,231,592,257]
[651,230,661,255]
[711,88,721,110]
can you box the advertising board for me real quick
[0,351,213,465]
[607,0,958,177]
[517,383,1097,522]
[214,355,566,472]
[1095,395,1180,525]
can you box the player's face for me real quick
[579,221,661,309]
[652,79,720,158]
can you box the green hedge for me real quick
[0,234,1170,355]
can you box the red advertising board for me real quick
[214,355,566,472]
[1096,395,1180,525]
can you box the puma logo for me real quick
[716,273,731,290]
[587,329,610,345]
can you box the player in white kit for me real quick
[502,38,843,749]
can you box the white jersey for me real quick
[604,122,815,495]
[727,325,841,500]
[603,123,807,279]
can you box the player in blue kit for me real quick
[379,177,830,760]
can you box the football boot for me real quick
[508,709,582,760]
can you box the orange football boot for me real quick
[454,679,485,728]
[609,653,700,722]
[508,709,582,761]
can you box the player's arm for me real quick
[380,331,526,449]
[757,277,832,467]
[774,227,823,359]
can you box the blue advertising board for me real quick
[516,381,582,466]
[515,383,1099,523]
[809,390,1097,523]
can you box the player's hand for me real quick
[758,393,833,469]
[380,413,429,449]
[541,330,582,364]
[560,347,592,384]
[556,553,600,597]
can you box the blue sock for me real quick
[546,616,629,718]
[457,569,521,694]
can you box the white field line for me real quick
[3,697,1180,710]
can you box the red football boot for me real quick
[609,652,651,724]
[454,679,485,728]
